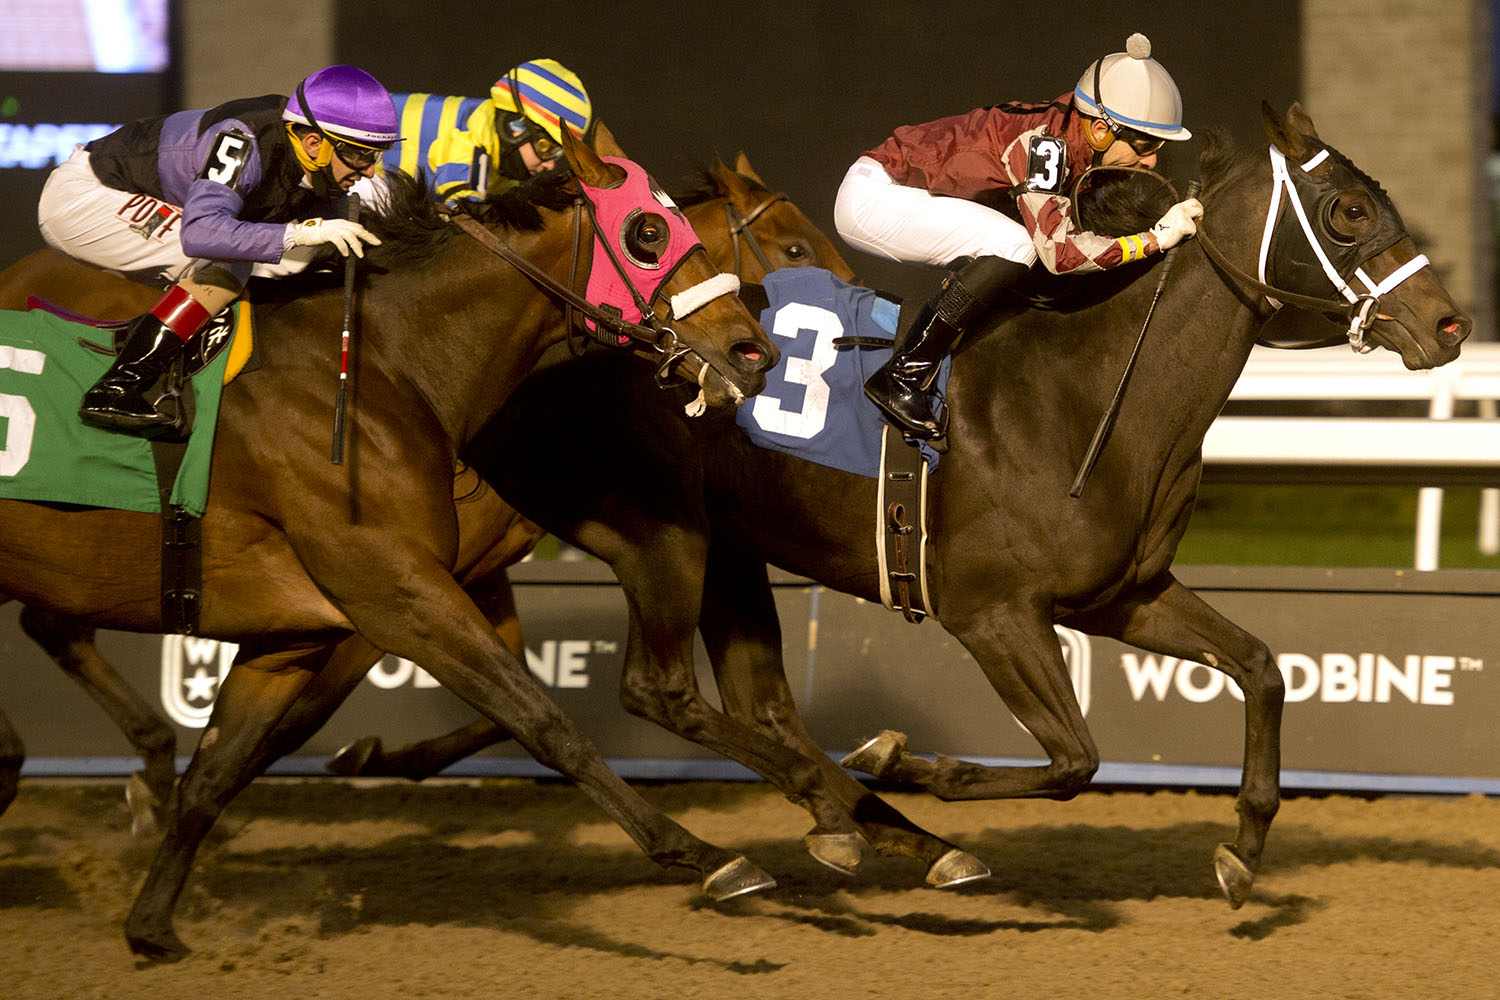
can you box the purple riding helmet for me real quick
[282,64,400,193]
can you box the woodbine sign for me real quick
[10,563,1500,794]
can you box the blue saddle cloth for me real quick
[735,267,947,477]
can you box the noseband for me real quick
[1196,144,1431,351]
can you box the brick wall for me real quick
[1302,0,1493,336]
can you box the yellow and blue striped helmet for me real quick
[490,58,593,144]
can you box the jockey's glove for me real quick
[1150,197,1204,252]
[288,217,382,258]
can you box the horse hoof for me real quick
[1213,842,1254,909]
[926,848,990,888]
[125,772,159,838]
[327,736,383,776]
[701,856,777,901]
[839,730,907,777]
[126,924,191,963]
[804,831,863,875]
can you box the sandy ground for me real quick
[2,777,1498,999]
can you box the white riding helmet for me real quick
[1073,33,1191,142]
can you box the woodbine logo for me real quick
[1120,650,1478,706]
[160,635,613,728]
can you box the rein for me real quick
[723,191,786,278]
[449,208,718,398]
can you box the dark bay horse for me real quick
[342,102,1473,904]
[0,127,780,960]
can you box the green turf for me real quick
[1175,485,1500,568]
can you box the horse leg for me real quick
[125,642,324,961]
[842,602,1102,800]
[338,567,774,903]
[699,543,987,887]
[0,701,22,815]
[1068,573,1283,909]
[19,606,177,830]
[328,573,521,779]
[600,525,866,861]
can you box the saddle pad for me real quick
[0,307,235,516]
[735,267,947,478]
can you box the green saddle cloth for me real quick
[0,307,233,516]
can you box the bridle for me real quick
[722,190,787,279]
[449,179,741,412]
[1194,144,1430,351]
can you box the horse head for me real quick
[698,154,857,283]
[561,122,778,408]
[1245,102,1470,369]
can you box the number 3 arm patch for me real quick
[1025,135,1067,194]
[199,129,252,188]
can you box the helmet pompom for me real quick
[1126,33,1152,60]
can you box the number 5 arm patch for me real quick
[199,129,252,188]
[1025,135,1067,194]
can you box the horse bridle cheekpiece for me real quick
[1258,144,1429,351]
[577,156,739,346]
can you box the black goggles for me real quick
[327,135,385,170]
[1114,126,1165,156]
[503,115,564,162]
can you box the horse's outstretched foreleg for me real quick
[345,568,774,902]
[19,606,178,830]
[326,571,524,779]
[0,701,23,815]
[699,541,986,886]
[125,642,323,962]
[1072,573,1283,909]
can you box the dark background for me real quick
[0,3,1300,304]
[336,1,1300,302]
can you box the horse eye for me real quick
[784,243,808,261]
[621,211,671,268]
[1323,194,1371,245]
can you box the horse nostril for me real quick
[732,340,776,372]
[1440,314,1471,345]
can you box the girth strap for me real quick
[876,424,932,623]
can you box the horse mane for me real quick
[665,166,765,207]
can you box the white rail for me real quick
[1206,343,1500,570]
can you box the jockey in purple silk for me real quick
[37,64,401,436]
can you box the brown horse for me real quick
[0,153,847,824]
[0,126,780,960]
[338,103,1474,904]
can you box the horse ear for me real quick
[732,152,766,187]
[590,120,626,158]
[1283,101,1320,142]
[709,156,755,204]
[563,120,624,188]
[1261,99,1312,159]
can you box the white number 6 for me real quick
[0,346,44,477]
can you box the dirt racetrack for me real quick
[3,776,1498,999]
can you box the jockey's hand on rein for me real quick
[1150,197,1204,252]
[290,217,382,258]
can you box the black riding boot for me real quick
[78,313,185,434]
[863,255,1030,439]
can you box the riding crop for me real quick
[1069,179,1200,498]
[331,192,359,465]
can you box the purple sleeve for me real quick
[169,115,288,263]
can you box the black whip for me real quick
[1069,179,1201,498]
[331,192,359,465]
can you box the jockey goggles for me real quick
[503,114,564,163]
[324,135,384,170]
[1114,125,1164,156]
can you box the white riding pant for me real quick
[38,145,321,290]
[833,156,1038,269]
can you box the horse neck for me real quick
[365,222,579,450]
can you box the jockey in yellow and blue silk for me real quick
[377,58,594,205]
